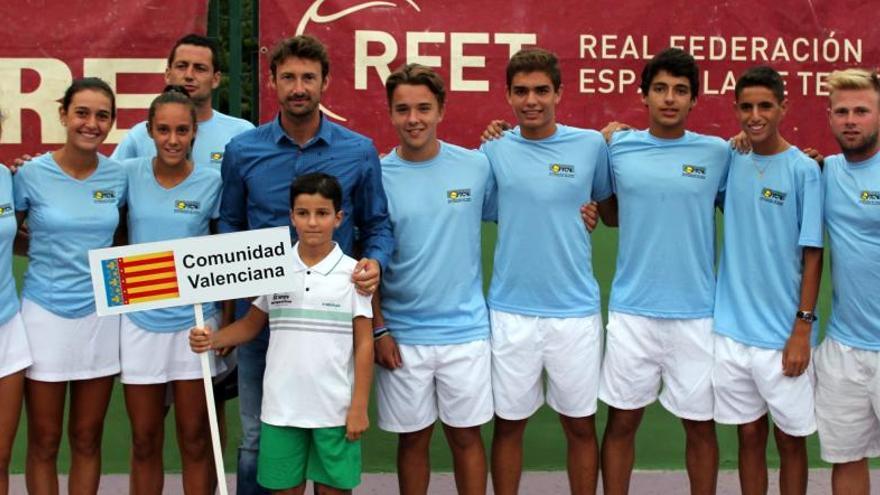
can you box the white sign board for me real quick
[88,227,297,316]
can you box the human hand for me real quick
[374,333,402,369]
[345,407,369,441]
[782,322,811,377]
[580,201,599,232]
[480,120,512,142]
[352,258,380,296]
[600,121,632,143]
[189,326,214,353]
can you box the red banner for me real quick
[259,0,878,155]
[0,0,208,163]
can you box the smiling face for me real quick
[506,70,561,140]
[290,192,342,249]
[60,89,114,152]
[165,44,220,105]
[643,70,695,138]
[148,102,196,167]
[390,83,443,161]
[735,85,786,154]
[829,87,880,161]
[271,56,329,121]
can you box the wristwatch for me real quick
[796,310,817,323]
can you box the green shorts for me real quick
[257,422,361,490]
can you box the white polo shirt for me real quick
[253,243,372,428]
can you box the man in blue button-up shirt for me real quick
[218,35,393,495]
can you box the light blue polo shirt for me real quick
[123,157,222,331]
[380,141,493,345]
[481,124,612,317]
[714,147,823,349]
[14,153,127,318]
[609,130,730,319]
[112,110,254,171]
[824,152,880,350]
[0,166,19,325]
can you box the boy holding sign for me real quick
[190,172,374,494]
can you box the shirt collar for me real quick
[291,242,345,275]
[271,113,334,148]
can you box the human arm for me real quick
[113,206,128,247]
[371,293,402,369]
[217,141,248,234]
[480,120,513,142]
[189,304,268,353]
[110,124,142,162]
[351,146,393,292]
[600,121,633,143]
[13,211,28,256]
[802,148,825,169]
[346,315,373,440]
[782,247,823,377]
[8,153,43,174]
[586,141,619,228]
[729,131,751,154]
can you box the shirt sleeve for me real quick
[252,295,270,313]
[798,162,824,248]
[481,163,498,222]
[218,140,248,234]
[592,141,613,202]
[12,162,32,211]
[351,286,373,319]
[117,168,128,208]
[353,144,394,269]
[111,126,141,161]
[716,148,734,208]
[208,173,223,220]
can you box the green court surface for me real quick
[9,219,838,473]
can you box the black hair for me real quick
[640,48,700,100]
[735,65,786,102]
[269,35,330,79]
[168,33,221,73]
[290,172,342,212]
[61,77,116,119]
[147,85,197,127]
[506,48,562,91]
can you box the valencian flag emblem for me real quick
[102,251,179,307]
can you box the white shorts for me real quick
[22,299,120,382]
[599,311,714,420]
[120,315,222,385]
[0,312,33,378]
[712,334,816,436]
[376,339,492,432]
[815,338,880,463]
[490,310,603,420]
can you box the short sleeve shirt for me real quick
[124,157,222,331]
[714,148,823,349]
[14,153,126,318]
[253,243,372,428]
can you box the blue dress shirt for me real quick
[219,114,393,268]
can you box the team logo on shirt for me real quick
[92,190,117,203]
[174,200,201,214]
[210,152,223,163]
[860,190,880,205]
[0,203,12,218]
[681,165,706,179]
[272,293,292,304]
[760,188,787,205]
[447,189,472,203]
[549,163,575,178]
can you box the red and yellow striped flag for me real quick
[102,251,179,307]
